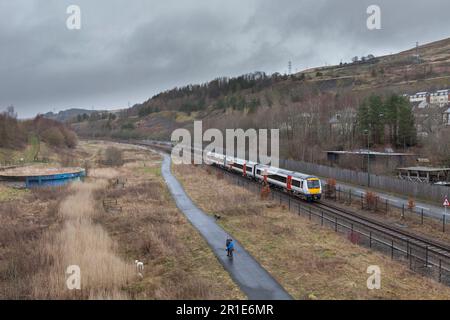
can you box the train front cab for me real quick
[306,178,321,201]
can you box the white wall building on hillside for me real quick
[409,92,428,103]
[429,89,450,107]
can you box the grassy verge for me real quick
[173,164,450,300]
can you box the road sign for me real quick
[444,197,450,207]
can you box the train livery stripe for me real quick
[287,175,292,190]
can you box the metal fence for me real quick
[220,170,450,285]
[279,158,449,204]
[329,186,450,233]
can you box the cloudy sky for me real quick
[1,0,449,118]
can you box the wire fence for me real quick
[279,158,449,204]
[218,168,450,286]
[329,185,450,233]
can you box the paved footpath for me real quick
[160,154,293,300]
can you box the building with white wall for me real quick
[409,91,429,103]
[429,89,450,107]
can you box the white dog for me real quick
[135,260,144,273]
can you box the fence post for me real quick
[335,217,338,232]
[369,231,372,248]
[386,199,388,213]
[402,204,405,219]
[439,260,442,283]
[361,194,364,210]
[391,240,394,259]
[443,214,446,233]
[406,240,409,258]
[321,211,324,226]
[349,190,352,203]
[425,246,429,266]
[409,247,413,270]
[421,209,424,225]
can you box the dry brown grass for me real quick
[76,141,244,299]
[31,180,134,299]
[173,164,450,300]
[0,186,68,299]
[1,141,244,300]
[97,153,244,300]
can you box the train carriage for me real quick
[205,152,322,202]
[227,157,258,178]
[205,151,226,167]
[254,165,322,201]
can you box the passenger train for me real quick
[206,152,322,201]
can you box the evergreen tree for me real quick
[357,94,417,148]
[396,96,417,148]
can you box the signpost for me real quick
[444,196,449,215]
[442,196,449,233]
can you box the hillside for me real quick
[70,37,450,164]
[0,109,78,165]
[43,108,108,122]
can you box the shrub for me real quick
[260,185,271,200]
[365,191,378,211]
[104,147,124,166]
[408,198,416,211]
[40,127,65,147]
[62,129,78,148]
[324,179,336,199]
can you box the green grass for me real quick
[0,141,56,166]
[0,186,28,201]
[138,166,161,177]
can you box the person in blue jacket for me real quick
[226,237,235,257]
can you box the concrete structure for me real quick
[326,150,416,172]
[0,166,86,187]
[397,166,450,183]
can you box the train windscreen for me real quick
[307,179,320,189]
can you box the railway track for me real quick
[314,201,450,257]
[207,161,450,283]
[134,140,450,284]
[220,166,450,256]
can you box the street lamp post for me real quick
[364,129,371,188]
[364,113,383,189]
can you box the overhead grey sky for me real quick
[1,0,449,118]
